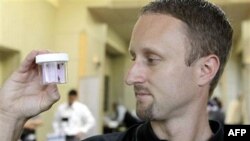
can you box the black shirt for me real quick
[209,120,224,141]
[84,120,223,141]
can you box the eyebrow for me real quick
[144,45,165,54]
[141,47,160,55]
[128,46,166,61]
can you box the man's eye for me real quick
[147,58,155,63]
[146,57,160,65]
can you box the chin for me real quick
[136,103,154,121]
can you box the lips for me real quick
[135,92,152,101]
[134,85,152,100]
[135,92,151,96]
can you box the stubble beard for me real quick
[136,100,154,121]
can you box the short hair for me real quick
[68,89,77,96]
[141,0,233,96]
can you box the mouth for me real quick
[134,85,152,100]
[135,92,152,100]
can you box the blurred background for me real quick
[0,0,250,140]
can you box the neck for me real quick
[69,101,76,106]
[151,96,212,141]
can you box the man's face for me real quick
[125,14,199,121]
[68,95,77,105]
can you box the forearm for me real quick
[0,114,26,141]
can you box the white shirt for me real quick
[116,104,127,123]
[53,101,95,136]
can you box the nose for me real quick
[125,62,146,85]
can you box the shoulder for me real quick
[74,101,87,107]
[58,103,67,109]
[209,120,224,141]
[83,132,125,141]
[83,123,143,141]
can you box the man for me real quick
[112,102,140,129]
[20,116,43,141]
[0,0,233,141]
[207,97,225,125]
[53,89,95,141]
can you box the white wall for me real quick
[222,55,242,110]
[0,0,56,59]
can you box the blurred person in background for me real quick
[104,102,141,133]
[53,89,95,141]
[207,97,225,125]
[20,116,43,141]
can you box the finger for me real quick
[46,85,60,103]
[18,50,39,73]
[18,50,51,73]
[40,85,60,111]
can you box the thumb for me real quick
[39,85,60,112]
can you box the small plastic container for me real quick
[36,53,69,85]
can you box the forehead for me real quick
[129,14,189,54]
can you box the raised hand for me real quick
[0,50,60,141]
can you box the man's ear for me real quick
[196,55,220,86]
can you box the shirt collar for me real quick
[137,121,167,141]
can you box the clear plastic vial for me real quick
[36,53,69,85]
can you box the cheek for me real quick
[149,70,178,104]
[150,66,196,101]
